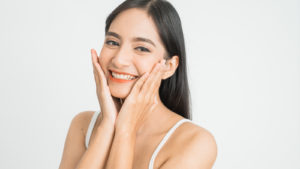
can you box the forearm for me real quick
[75,119,115,169]
[104,128,136,169]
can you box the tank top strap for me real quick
[85,110,100,148]
[148,118,192,169]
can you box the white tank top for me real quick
[85,110,193,169]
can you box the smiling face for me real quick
[99,8,168,99]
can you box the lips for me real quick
[108,69,139,83]
[109,69,139,77]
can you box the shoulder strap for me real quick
[85,110,100,148]
[148,118,192,169]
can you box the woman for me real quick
[59,0,217,169]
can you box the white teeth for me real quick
[112,72,136,80]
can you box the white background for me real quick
[0,0,299,168]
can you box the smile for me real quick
[109,70,138,83]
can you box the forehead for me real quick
[108,8,162,45]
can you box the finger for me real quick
[140,59,165,93]
[143,61,165,105]
[93,67,100,88]
[148,60,166,92]
[91,49,107,87]
[149,96,158,111]
[91,49,102,75]
[91,51,101,88]
[130,72,150,95]
[91,49,100,73]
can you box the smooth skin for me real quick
[59,8,217,169]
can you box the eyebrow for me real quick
[106,31,156,47]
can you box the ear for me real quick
[162,55,179,80]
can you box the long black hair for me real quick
[105,0,192,120]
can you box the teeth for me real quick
[112,72,136,80]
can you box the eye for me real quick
[105,40,119,46]
[135,46,150,52]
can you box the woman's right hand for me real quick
[91,48,119,124]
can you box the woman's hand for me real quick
[91,48,120,124]
[115,59,166,134]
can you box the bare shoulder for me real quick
[161,120,217,169]
[71,110,97,136]
[58,110,97,169]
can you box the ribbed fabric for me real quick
[85,111,192,169]
[85,110,100,148]
[148,118,191,169]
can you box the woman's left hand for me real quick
[115,59,166,135]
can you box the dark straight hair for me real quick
[105,0,192,120]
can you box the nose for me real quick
[111,45,131,68]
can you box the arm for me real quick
[75,117,115,169]
[58,111,90,169]
[59,49,120,169]
[58,112,115,169]
[104,128,136,169]
[74,48,119,169]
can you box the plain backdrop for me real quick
[0,0,299,168]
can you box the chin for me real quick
[109,86,130,99]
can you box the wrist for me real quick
[99,117,115,130]
[101,112,116,124]
[115,124,137,138]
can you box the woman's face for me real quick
[99,8,167,99]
